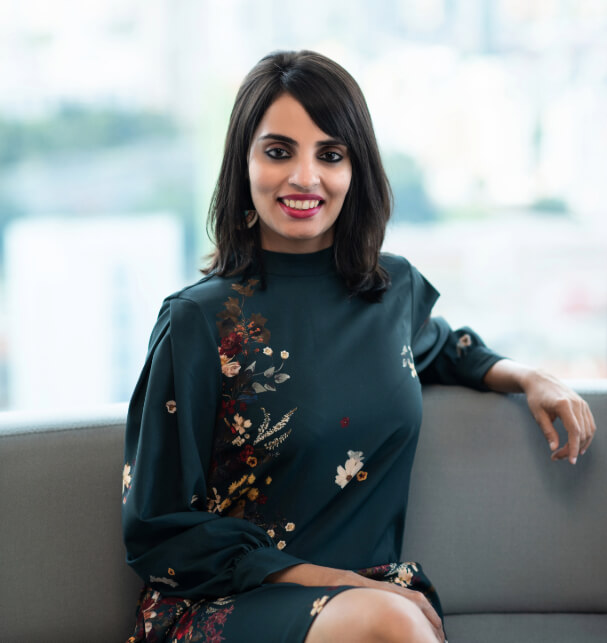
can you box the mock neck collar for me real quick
[261,247,336,276]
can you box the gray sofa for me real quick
[1,384,606,643]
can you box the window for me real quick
[2,0,605,410]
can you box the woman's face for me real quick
[247,93,352,253]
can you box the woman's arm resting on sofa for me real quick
[483,359,597,465]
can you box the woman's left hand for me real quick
[484,360,597,465]
[521,369,596,464]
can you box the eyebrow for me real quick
[258,133,346,147]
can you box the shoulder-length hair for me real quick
[205,50,393,301]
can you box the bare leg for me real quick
[305,587,440,643]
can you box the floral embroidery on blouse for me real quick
[456,333,473,357]
[216,279,291,400]
[132,587,235,642]
[165,400,177,413]
[310,595,330,616]
[198,602,235,641]
[335,450,367,488]
[122,462,133,504]
[149,574,179,589]
[205,279,298,547]
[401,344,418,378]
[394,562,420,588]
[122,463,132,494]
[357,561,420,586]
[264,517,297,548]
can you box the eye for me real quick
[265,147,290,160]
[319,150,344,163]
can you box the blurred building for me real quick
[5,215,184,409]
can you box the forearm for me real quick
[265,563,360,587]
[482,358,541,394]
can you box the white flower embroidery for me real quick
[149,575,179,589]
[394,562,419,587]
[285,522,295,532]
[233,413,252,434]
[263,346,273,356]
[207,487,222,513]
[122,463,132,493]
[267,529,275,538]
[310,595,330,616]
[335,450,365,488]
[277,540,286,550]
[221,361,241,378]
[401,345,417,378]
[280,350,289,359]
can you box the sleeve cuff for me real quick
[233,546,306,590]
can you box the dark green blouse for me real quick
[122,248,502,602]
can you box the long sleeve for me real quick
[408,264,505,390]
[121,295,305,599]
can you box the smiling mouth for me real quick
[278,197,323,210]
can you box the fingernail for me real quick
[571,457,577,465]
[581,449,586,456]
[550,441,557,450]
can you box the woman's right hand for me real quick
[267,564,445,642]
[352,572,445,643]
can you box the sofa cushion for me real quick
[444,613,607,643]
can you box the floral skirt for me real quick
[126,561,444,643]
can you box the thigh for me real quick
[128,583,352,643]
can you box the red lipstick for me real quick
[277,194,324,219]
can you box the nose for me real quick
[288,157,320,190]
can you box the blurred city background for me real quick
[1,0,606,411]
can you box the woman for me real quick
[122,50,596,643]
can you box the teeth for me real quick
[282,199,320,210]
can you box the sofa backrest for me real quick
[1,386,605,642]
[403,384,607,615]
[0,404,140,643]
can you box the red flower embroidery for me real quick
[219,399,236,418]
[219,332,243,357]
[340,417,350,428]
[239,445,255,462]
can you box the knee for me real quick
[306,588,438,643]
[369,593,436,643]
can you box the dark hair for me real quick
[205,50,392,301]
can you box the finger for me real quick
[386,583,445,641]
[550,444,569,461]
[408,592,444,640]
[581,404,597,455]
[417,603,444,643]
[534,408,560,452]
[558,402,582,464]
[390,586,443,639]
